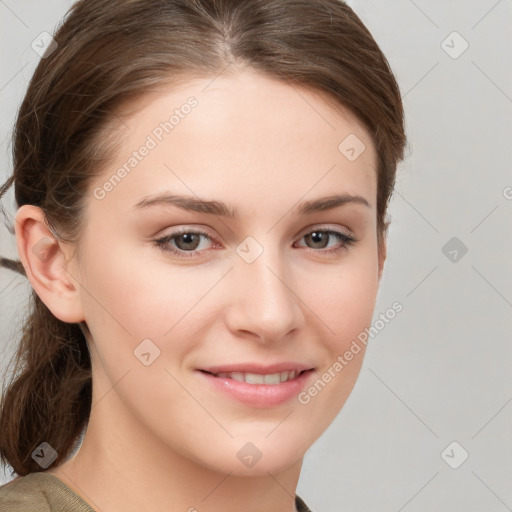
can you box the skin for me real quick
[15,68,385,512]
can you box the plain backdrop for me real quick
[1,1,511,511]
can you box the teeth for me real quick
[215,370,300,384]
[264,373,280,385]
[245,373,266,384]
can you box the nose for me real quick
[224,244,305,345]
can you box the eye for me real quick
[153,226,357,259]
[294,229,357,255]
[153,228,217,258]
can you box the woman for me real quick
[0,0,406,510]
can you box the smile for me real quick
[197,367,315,407]
[203,370,302,385]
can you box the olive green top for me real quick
[0,472,313,511]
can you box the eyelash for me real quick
[153,226,357,259]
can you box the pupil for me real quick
[309,231,327,248]
[179,233,198,249]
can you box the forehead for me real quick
[88,69,377,219]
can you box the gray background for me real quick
[1,1,511,511]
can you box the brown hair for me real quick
[0,0,406,476]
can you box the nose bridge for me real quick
[228,240,303,341]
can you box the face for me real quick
[69,69,383,475]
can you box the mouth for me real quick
[196,365,315,407]
[198,368,310,385]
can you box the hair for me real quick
[0,0,406,477]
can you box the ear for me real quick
[377,235,387,282]
[14,204,85,323]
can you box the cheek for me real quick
[293,260,378,438]
[78,239,224,376]
[304,251,380,346]
[80,240,185,337]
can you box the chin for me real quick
[191,433,309,476]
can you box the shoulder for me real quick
[0,473,51,511]
[0,472,94,512]
[1,473,310,512]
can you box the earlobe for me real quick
[14,204,85,324]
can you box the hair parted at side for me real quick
[0,0,406,476]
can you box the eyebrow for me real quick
[132,192,370,218]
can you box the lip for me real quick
[196,363,315,408]
[199,362,313,374]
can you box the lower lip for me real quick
[196,370,314,408]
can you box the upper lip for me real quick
[199,362,314,375]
